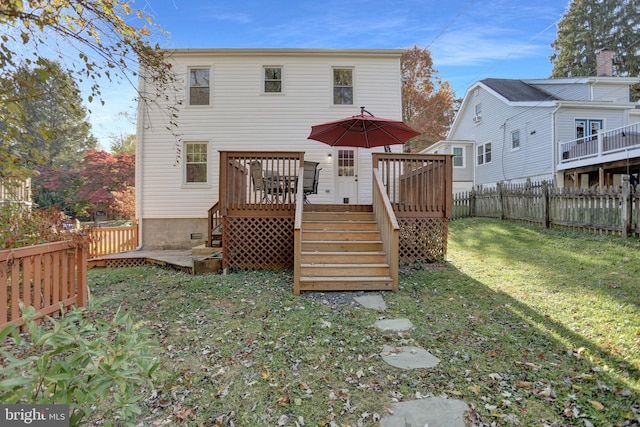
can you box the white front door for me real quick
[335,148,358,204]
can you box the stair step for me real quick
[297,276,394,292]
[302,220,378,231]
[301,240,383,252]
[303,212,375,221]
[301,251,387,263]
[302,230,381,241]
[300,263,390,276]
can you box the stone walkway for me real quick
[354,294,470,427]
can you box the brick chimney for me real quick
[596,48,614,77]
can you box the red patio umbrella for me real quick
[307,107,420,148]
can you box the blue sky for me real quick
[91,0,569,147]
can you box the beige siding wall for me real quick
[137,49,403,247]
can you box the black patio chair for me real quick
[250,161,283,202]
[303,161,321,203]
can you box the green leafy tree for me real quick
[550,0,640,100]
[9,60,98,170]
[110,133,136,155]
[401,45,455,152]
[0,0,174,180]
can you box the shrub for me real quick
[0,304,160,426]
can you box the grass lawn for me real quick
[87,218,640,426]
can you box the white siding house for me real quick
[429,75,640,192]
[136,48,404,249]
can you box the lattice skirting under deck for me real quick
[223,216,294,271]
[398,217,448,264]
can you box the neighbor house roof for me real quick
[480,78,559,102]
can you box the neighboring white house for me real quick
[136,48,405,249]
[424,54,640,192]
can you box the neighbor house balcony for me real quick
[558,122,640,171]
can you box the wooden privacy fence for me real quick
[1,241,88,329]
[453,177,640,238]
[373,153,453,262]
[84,222,139,258]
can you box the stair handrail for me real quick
[207,202,221,248]
[293,164,305,294]
[372,167,399,292]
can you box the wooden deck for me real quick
[88,249,222,274]
[89,151,453,294]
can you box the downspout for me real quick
[551,102,561,187]
[135,73,145,250]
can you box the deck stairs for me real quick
[298,208,394,292]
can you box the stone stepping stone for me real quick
[381,345,440,369]
[380,397,469,427]
[374,318,413,332]
[354,294,386,311]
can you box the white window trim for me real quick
[575,119,603,140]
[452,145,465,168]
[511,130,521,151]
[182,141,210,187]
[186,65,212,108]
[262,65,284,95]
[477,141,492,166]
[331,66,355,107]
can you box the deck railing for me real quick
[373,153,453,262]
[1,241,88,329]
[0,178,32,209]
[219,151,304,215]
[293,165,305,294]
[560,122,640,165]
[372,168,399,291]
[373,153,453,218]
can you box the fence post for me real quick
[497,181,505,220]
[470,189,476,217]
[542,181,550,229]
[621,175,631,239]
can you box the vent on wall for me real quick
[190,233,203,240]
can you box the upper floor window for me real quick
[333,68,353,105]
[477,142,491,165]
[511,130,521,150]
[185,142,208,184]
[452,146,464,167]
[575,119,602,140]
[473,103,482,124]
[264,66,282,93]
[189,68,210,106]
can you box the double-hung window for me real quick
[263,66,282,93]
[189,68,210,106]
[452,146,464,167]
[185,142,208,184]
[511,130,521,150]
[333,68,353,105]
[477,142,492,165]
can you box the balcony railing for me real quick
[560,122,640,166]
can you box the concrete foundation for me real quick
[141,218,209,250]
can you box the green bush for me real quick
[0,304,160,426]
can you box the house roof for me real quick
[480,78,558,102]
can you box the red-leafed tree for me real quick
[402,45,455,152]
[77,149,135,219]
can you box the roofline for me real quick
[165,48,405,58]
[523,76,640,85]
